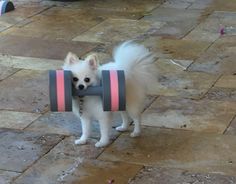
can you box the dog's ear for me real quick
[64,52,79,65]
[86,54,99,70]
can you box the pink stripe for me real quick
[0,1,4,15]
[110,70,119,111]
[56,70,65,112]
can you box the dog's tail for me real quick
[112,41,157,94]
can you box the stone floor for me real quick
[0,0,236,183]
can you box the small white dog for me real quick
[63,41,157,147]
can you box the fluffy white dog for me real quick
[63,41,157,147]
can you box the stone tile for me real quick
[210,0,236,12]
[63,160,141,184]
[141,96,236,133]
[0,21,12,32]
[0,55,64,70]
[188,0,213,10]
[0,6,50,26]
[143,8,202,38]
[160,0,191,9]
[26,112,121,140]
[225,117,236,136]
[98,126,236,176]
[0,70,49,113]
[205,75,236,102]
[49,136,104,159]
[184,12,236,42]
[205,87,236,102]
[4,8,105,41]
[0,110,41,129]
[14,153,141,184]
[0,64,18,81]
[0,128,63,172]
[15,137,142,184]
[12,0,43,7]
[143,7,201,23]
[42,7,143,20]
[141,37,210,60]
[42,0,162,13]
[25,112,82,136]
[0,170,21,184]
[214,75,236,88]
[73,19,164,44]
[39,0,73,8]
[0,35,98,60]
[0,6,49,32]
[151,59,218,98]
[188,36,236,74]
[155,71,218,98]
[129,166,236,184]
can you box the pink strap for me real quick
[0,1,4,16]
[110,70,119,111]
[56,70,65,112]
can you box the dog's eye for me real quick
[84,77,90,83]
[73,77,79,82]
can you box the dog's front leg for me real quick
[75,117,91,145]
[95,116,111,147]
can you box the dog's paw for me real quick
[95,140,110,148]
[130,131,140,138]
[116,126,128,132]
[74,138,87,145]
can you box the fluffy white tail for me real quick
[113,41,157,94]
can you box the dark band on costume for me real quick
[49,70,58,111]
[64,70,72,111]
[102,70,111,111]
[117,70,126,111]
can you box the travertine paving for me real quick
[141,96,236,133]
[0,129,63,172]
[0,0,236,183]
[129,167,236,184]
[98,127,236,176]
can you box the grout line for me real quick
[11,135,66,182]
[127,165,145,183]
[186,36,220,71]
[0,108,46,113]
[95,131,123,159]
[198,74,222,100]
[28,6,55,19]
[0,5,55,33]
[0,68,21,83]
[142,95,159,113]
[181,6,214,40]
[0,169,22,173]
[138,1,163,21]
[223,114,236,135]
[22,110,49,130]
[186,2,194,9]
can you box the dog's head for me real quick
[62,52,99,90]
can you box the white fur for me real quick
[63,41,157,147]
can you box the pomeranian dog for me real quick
[62,41,157,147]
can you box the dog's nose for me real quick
[78,85,85,90]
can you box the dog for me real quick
[62,41,157,147]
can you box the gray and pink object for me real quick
[0,0,14,16]
[49,70,126,112]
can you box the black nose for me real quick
[78,85,85,90]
